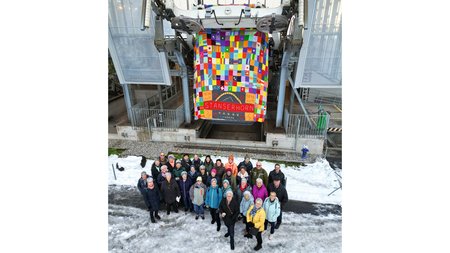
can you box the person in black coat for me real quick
[192,154,203,172]
[181,154,192,171]
[219,191,240,250]
[160,172,181,215]
[151,160,162,180]
[198,165,208,184]
[268,178,288,229]
[178,171,193,212]
[206,168,222,187]
[143,177,161,223]
[158,152,168,166]
[268,164,286,186]
[237,154,253,175]
[166,154,176,173]
[187,165,199,186]
[137,171,149,210]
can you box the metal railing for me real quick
[133,83,181,110]
[146,104,185,131]
[302,89,342,107]
[132,103,185,130]
[284,109,329,139]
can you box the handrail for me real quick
[140,0,148,31]
[140,0,152,31]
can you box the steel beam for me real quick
[174,50,191,124]
[275,49,292,128]
[288,76,313,127]
[122,83,135,125]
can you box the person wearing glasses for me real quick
[250,161,268,187]
[158,152,168,166]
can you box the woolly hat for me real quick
[181,171,187,176]
[168,154,175,159]
[211,168,217,174]
[225,167,232,173]
[239,165,246,169]
[176,160,182,164]
[190,164,196,169]
[196,176,202,182]
[241,177,247,183]
[146,177,154,183]
[222,179,230,185]
[211,178,217,183]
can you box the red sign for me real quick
[204,101,254,113]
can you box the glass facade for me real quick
[108,0,171,85]
[295,0,342,88]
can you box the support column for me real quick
[289,86,295,113]
[157,85,164,110]
[276,50,291,128]
[122,83,135,125]
[174,50,191,124]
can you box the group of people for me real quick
[137,153,289,251]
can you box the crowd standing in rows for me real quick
[138,153,289,251]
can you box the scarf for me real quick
[238,171,248,178]
[250,205,261,217]
[239,183,248,192]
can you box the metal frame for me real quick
[174,50,192,124]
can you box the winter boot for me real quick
[269,234,273,240]
[201,215,205,220]
[230,238,235,250]
[217,225,221,231]
[275,223,281,229]
[254,244,262,251]
[224,232,230,237]
[150,213,156,223]
[245,234,253,239]
[211,219,215,224]
[195,215,199,220]
[155,212,161,220]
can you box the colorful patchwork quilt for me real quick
[193,29,269,122]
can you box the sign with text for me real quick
[193,29,269,122]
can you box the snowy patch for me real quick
[108,155,341,205]
[109,204,341,253]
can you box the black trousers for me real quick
[264,220,275,234]
[276,209,283,226]
[226,223,235,247]
[166,202,177,213]
[246,222,263,246]
[210,208,221,227]
[150,210,159,218]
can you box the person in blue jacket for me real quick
[178,171,193,212]
[144,177,161,223]
[240,190,254,228]
[263,191,281,240]
[301,145,309,160]
[137,171,149,210]
[205,178,223,231]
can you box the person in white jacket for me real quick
[263,191,281,240]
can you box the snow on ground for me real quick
[108,154,341,205]
[108,204,341,253]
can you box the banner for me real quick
[193,29,269,122]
